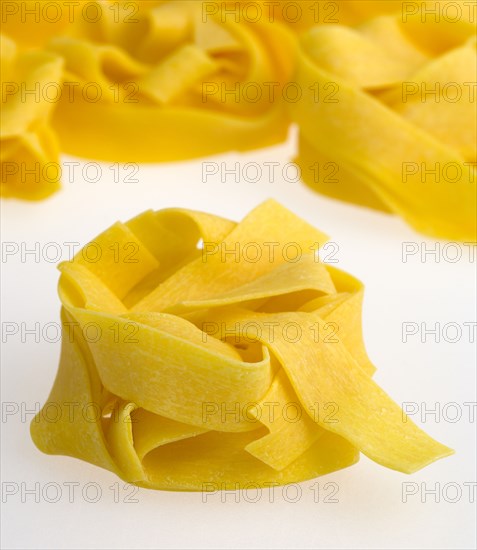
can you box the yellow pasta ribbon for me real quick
[0,34,63,199]
[290,9,477,241]
[31,200,452,490]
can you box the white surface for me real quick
[1,128,476,550]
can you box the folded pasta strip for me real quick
[0,34,63,200]
[31,200,453,490]
[290,10,477,240]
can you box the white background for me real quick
[1,128,476,549]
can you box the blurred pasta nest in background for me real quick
[1,0,476,239]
